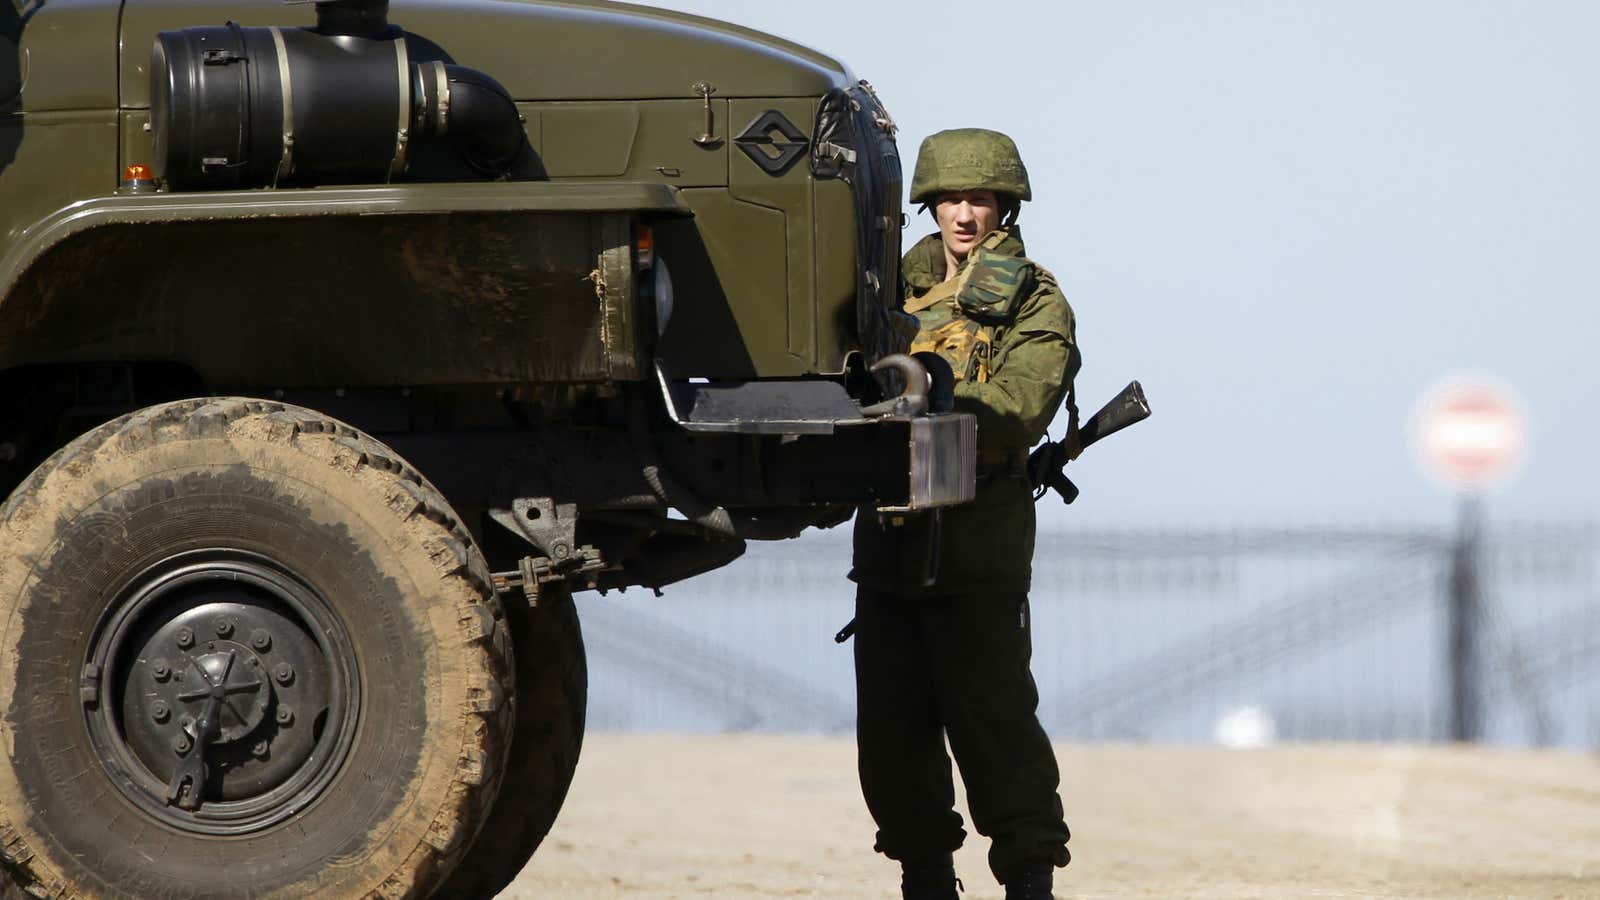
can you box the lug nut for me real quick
[214,618,233,638]
[252,740,270,758]
[176,627,195,649]
[173,735,192,755]
[250,629,272,652]
[151,659,171,682]
[276,706,294,726]
[151,700,171,723]
[273,663,295,686]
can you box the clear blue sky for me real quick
[645,0,1599,526]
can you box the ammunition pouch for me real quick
[957,254,1035,324]
[910,318,994,384]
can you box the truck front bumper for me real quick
[884,414,977,511]
[657,373,977,512]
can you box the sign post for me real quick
[1413,376,1527,743]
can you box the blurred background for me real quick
[595,0,1599,748]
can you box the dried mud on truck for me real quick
[0,1,975,897]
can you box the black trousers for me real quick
[853,586,1071,882]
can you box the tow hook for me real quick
[861,354,931,418]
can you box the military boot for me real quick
[1002,864,1054,900]
[900,853,962,900]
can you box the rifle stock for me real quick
[1028,380,1151,504]
[1077,381,1151,454]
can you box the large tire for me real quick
[435,585,587,899]
[0,399,514,899]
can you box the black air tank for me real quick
[151,18,524,190]
[153,24,411,190]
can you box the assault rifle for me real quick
[1028,381,1151,504]
[833,380,1151,644]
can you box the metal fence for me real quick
[579,520,1600,747]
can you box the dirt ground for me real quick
[503,735,1600,900]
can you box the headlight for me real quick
[653,256,675,337]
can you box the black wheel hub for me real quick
[83,550,360,836]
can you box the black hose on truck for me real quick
[151,1,524,189]
[417,63,527,178]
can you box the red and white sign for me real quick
[1413,375,1527,493]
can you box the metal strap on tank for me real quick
[430,60,450,138]
[269,28,295,185]
[411,55,429,135]
[389,38,412,180]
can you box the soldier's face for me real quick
[934,190,1002,263]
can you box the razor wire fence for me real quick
[578,520,1600,747]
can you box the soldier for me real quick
[850,129,1078,900]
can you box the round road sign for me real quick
[1412,375,1527,493]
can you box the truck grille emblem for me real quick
[734,111,810,176]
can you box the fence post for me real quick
[1447,495,1484,742]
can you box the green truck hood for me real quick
[120,0,852,108]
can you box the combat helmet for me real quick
[909,128,1032,205]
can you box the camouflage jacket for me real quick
[851,227,1080,595]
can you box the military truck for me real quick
[0,1,976,896]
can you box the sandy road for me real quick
[504,735,1600,900]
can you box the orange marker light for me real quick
[123,164,153,183]
[635,224,655,271]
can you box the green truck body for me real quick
[0,3,976,897]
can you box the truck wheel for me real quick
[436,584,586,898]
[0,399,514,899]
